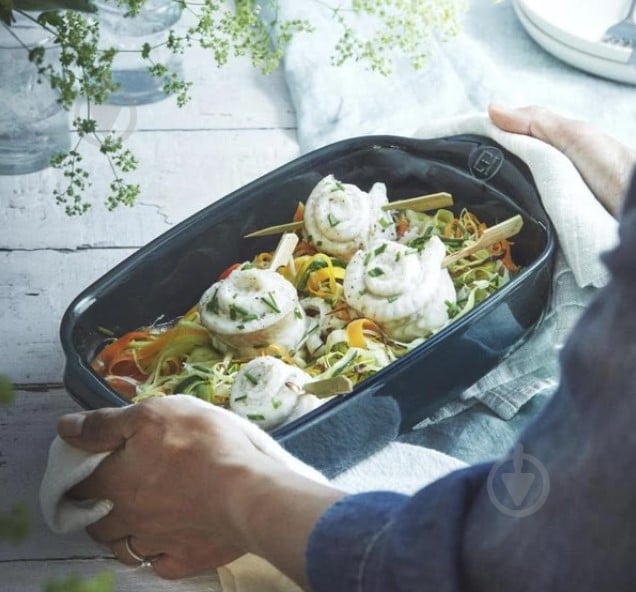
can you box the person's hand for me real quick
[489,104,636,218]
[58,396,343,587]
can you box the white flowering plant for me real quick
[0,0,467,215]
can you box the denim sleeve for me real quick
[307,465,491,592]
[307,168,636,592]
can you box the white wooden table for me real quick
[0,46,300,591]
[3,1,635,588]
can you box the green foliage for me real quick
[0,0,95,26]
[335,0,469,75]
[191,0,313,74]
[0,502,30,543]
[0,380,31,545]
[0,375,14,405]
[3,0,468,214]
[43,572,115,592]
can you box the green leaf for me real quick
[37,9,64,27]
[0,375,14,406]
[15,0,96,13]
[43,572,115,592]
[0,501,29,542]
[0,0,15,26]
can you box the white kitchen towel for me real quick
[40,395,466,592]
[415,113,618,289]
[413,114,618,420]
[279,0,636,151]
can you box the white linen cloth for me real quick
[413,114,617,422]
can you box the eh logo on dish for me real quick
[468,146,504,180]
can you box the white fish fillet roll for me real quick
[344,236,456,341]
[199,268,307,356]
[304,175,395,260]
[230,356,317,430]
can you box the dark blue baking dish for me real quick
[60,134,556,476]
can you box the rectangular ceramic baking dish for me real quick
[60,134,556,476]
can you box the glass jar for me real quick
[95,0,184,105]
[0,16,69,175]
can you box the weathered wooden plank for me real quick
[1,559,221,591]
[73,49,296,133]
[1,128,300,251]
[0,389,102,561]
[0,250,136,384]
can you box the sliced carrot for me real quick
[92,330,152,377]
[133,325,210,370]
[346,318,384,348]
[293,201,305,223]
[219,262,241,280]
[396,214,409,237]
[254,252,273,268]
[443,218,464,239]
[108,353,147,380]
[329,304,354,321]
[105,375,141,400]
[490,238,519,273]
[294,241,318,257]
[259,344,295,365]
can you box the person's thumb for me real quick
[487,103,585,153]
[58,406,139,452]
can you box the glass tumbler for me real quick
[0,17,69,175]
[96,0,184,105]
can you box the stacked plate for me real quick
[513,0,636,84]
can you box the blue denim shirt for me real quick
[306,170,636,592]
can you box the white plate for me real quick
[513,0,636,84]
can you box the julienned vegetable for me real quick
[92,176,520,429]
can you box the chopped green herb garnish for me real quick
[173,375,203,393]
[272,398,282,409]
[205,288,220,314]
[244,372,259,385]
[378,217,391,229]
[368,267,385,277]
[387,294,400,303]
[374,243,387,256]
[97,326,115,337]
[298,259,329,291]
[229,304,257,322]
[330,180,345,192]
[247,413,266,421]
[446,300,462,317]
[364,252,373,266]
[395,251,402,262]
[241,262,254,270]
[294,308,303,319]
[234,395,248,402]
[328,213,340,228]
[260,292,281,313]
